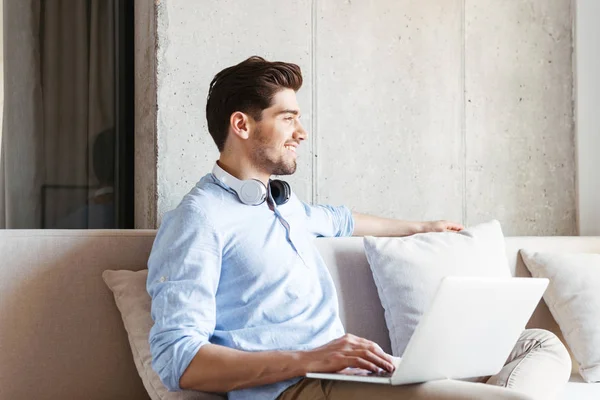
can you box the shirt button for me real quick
[159,276,166,283]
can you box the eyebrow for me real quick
[275,109,300,116]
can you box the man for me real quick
[147,56,571,400]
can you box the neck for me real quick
[217,152,270,186]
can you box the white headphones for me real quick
[211,162,291,206]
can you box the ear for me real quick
[230,111,251,140]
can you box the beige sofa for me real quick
[1,230,599,399]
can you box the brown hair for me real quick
[206,56,303,152]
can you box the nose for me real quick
[294,120,308,142]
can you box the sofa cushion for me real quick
[521,251,600,383]
[102,269,224,400]
[363,220,511,356]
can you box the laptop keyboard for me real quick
[368,370,394,378]
[338,368,393,378]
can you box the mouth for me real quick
[284,144,297,155]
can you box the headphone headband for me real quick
[211,162,291,206]
[212,163,266,206]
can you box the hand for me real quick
[301,333,396,374]
[423,220,464,233]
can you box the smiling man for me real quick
[146,56,570,400]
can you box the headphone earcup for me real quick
[238,179,267,205]
[270,180,291,205]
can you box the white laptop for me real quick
[306,276,549,385]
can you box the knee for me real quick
[523,329,572,373]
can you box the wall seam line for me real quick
[571,0,579,235]
[461,0,467,225]
[152,0,159,229]
[311,0,318,205]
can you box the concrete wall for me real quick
[465,1,576,235]
[137,0,577,236]
[576,0,600,235]
[153,0,314,220]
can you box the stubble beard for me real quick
[250,127,297,176]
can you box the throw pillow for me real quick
[520,250,600,383]
[102,269,224,400]
[363,220,511,357]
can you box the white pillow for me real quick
[363,220,511,356]
[520,250,600,383]
[102,269,224,400]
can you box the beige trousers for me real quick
[278,329,572,400]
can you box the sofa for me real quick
[1,230,599,399]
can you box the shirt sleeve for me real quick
[301,201,355,238]
[146,204,222,391]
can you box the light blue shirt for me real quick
[147,173,355,400]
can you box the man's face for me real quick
[249,89,307,176]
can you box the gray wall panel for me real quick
[155,0,313,221]
[465,0,576,235]
[576,0,600,235]
[315,0,464,222]
[134,0,157,228]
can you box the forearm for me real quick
[351,212,425,237]
[179,343,307,393]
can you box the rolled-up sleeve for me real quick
[146,204,222,391]
[301,202,355,238]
